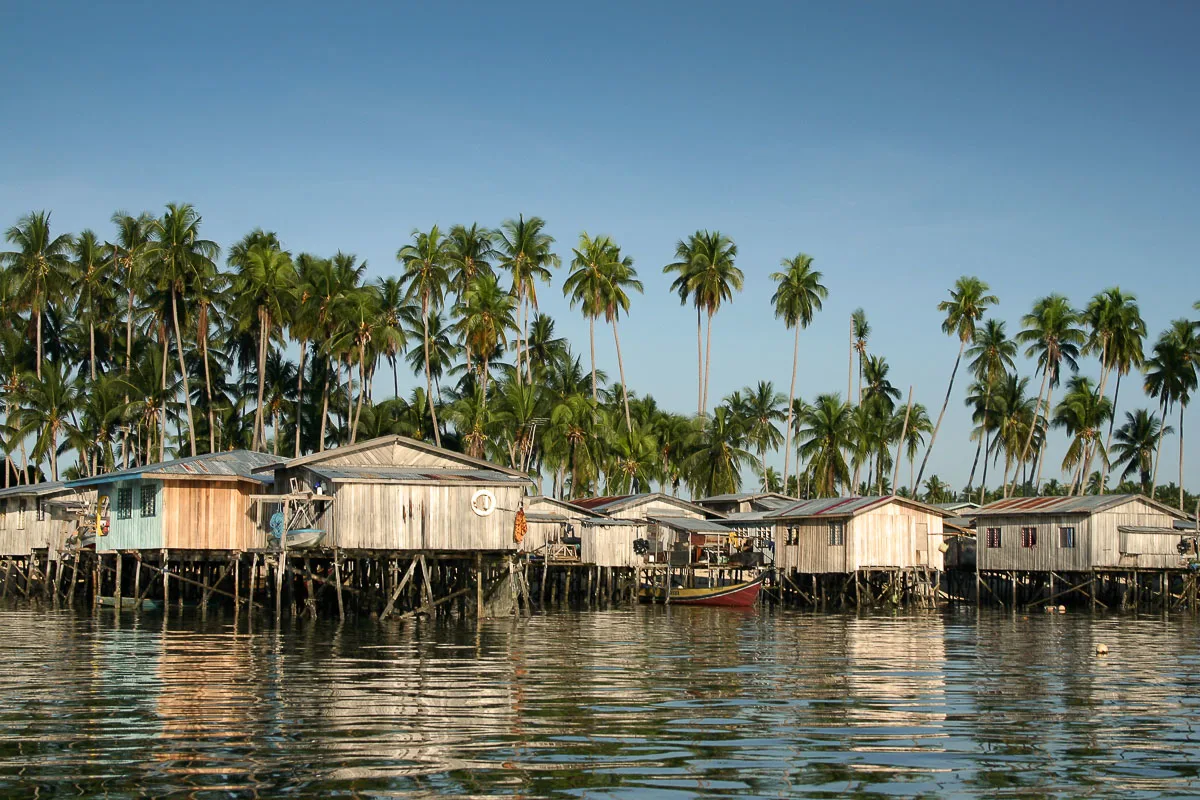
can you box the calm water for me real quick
[2,607,1200,798]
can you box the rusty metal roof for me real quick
[66,450,283,487]
[972,494,1168,517]
[307,465,531,484]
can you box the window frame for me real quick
[116,487,134,521]
[139,484,157,518]
[828,521,846,547]
[985,527,1002,548]
[16,499,27,530]
[1059,526,1076,549]
[1021,526,1038,548]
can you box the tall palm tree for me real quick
[71,230,113,383]
[149,203,220,456]
[374,276,413,398]
[231,244,295,451]
[851,308,870,405]
[1013,294,1084,495]
[733,381,787,483]
[914,276,997,491]
[684,407,752,497]
[16,362,79,481]
[496,215,559,385]
[598,238,642,434]
[770,253,827,491]
[397,226,451,447]
[1144,321,1198,508]
[900,403,933,493]
[454,272,517,410]
[1083,288,1146,489]
[663,236,705,415]
[1052,376,1113,494]
[2,211,73,380]
[797,393,854,497]
[965,319,1017,500]
[565,232,617,400]
[1111,409,1170,496]
[446,223,497,372]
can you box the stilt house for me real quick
[0,482,93,560]
[573,493,727,565]
[693,492,795,515]
[256,435,534,552]
[521,495,594,557]
[972,494,1191,572]
[65,451,283,553]
[767,496,949,575]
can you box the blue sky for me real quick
[2,1,1197,490]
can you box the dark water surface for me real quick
[2,606,1200,798]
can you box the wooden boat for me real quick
[98,596,162,611]
[639,573,767,608]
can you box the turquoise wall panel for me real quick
[96,479,164,552]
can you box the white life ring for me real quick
[471,489,497,517]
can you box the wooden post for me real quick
[1,559,11,600]
[333,549,345,621]
[234,553,241,611]
[114,553,122,608]
[303,558,317,618]
[249,553,260,609]
[475,551,484,619]
[68,550,81,606]
[420,555,435,616]
[133,555,142,609]
[1090,569,1096,611]
[275,550,287,622]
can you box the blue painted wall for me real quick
[96,479,164,552]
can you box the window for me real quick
[1021,526,1038,548]
[1059,526,1076,549]
[785,527,799,546]
[116,488,133,520]
[16,499,27,530]
[36,499,46,522]
[139,485,157,518]
[828,521,845,547]
[986,528,1002,548]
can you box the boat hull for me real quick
[639,574,766,608]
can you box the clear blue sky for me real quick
[2,1,1198,490]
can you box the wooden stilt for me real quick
[333,549,345,621]
[476,551,484,619]
[133,555,142,608]
[380,556,420,620]
[275,550,287,621]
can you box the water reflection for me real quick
[1,606,1199,797]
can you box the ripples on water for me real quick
[2,606,1199,798]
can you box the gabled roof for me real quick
[767,495,950,520]
[649,515,733,533]
[257,435,532,482]
[973,494,1188,519]
[0,481,84,499]
[305,465,528,486]
[694,491,795,505]
[66,450,283,488]
[524,495,606,517]
[570,492,725,519]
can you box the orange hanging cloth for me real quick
[513,507,527,544]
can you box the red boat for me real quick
[639,573,767,607]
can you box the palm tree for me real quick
[914,276,997,491]
[496,215,559,384]
[797,393,854,497]
[733,381,787,483]
[684,407,752,497]
[231,244,295,451]
[1111,409,1170,495]
[149,203,220,456]
[1052,377,1113,494]
[565,232,616,400]
[374,276,413,398]
[851,308,870,405]
[1144,321,1198,508]
[598,238,642,434]
[899,403,933,494]
[16,362,79,480]
[1083,288,1146,489]
[397,226,451,447]
[71,230,113,383]
[664,236,705,415]
[664,231,742,414]
[454,272,517,410]
[1013,294,1084,495]
[965,319,1017,500]
[2,211,73,380]
[446,223,497,372]
[861,355,901,414]
[770,253,827,491]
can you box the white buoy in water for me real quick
[1096,643,1109,656]
[1057,605,1067,614]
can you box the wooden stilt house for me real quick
[572,493,727,565]
[65,451,284,553]
[256,435,534,552]
[0,482,93,560]
[693,492,795,516]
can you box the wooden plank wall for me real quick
[608,499,704,522]
[331,482,524,551]
[974,513,1092,572]
[1091,498,1183,568]
[582,524,644,567]
[1118,531,1182,569]
[97,480,165,552]
[0,496,32,556]
[851,505,945,570]
[161,480,264,551]
[775,520,848,574]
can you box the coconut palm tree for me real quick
[16,362,79,480]
[770,253,827,491]
[454,271,517,410]
[446,223,497,372]
[899,403,933,494]
[597,238,642,434]
[1083,288,1146,488]
[684,406,752,497]
[496,215,559,385]
[1144,321,1198,508]
[732,381,786,483]
[663,236,705,415]
[1013,294,1084,495]
[565,232,617,400]
[851,308,870,405]
[1111,409,1170,496]
[71,230,113,383]
[798,393,854,497]
[149,203,220,456]
[1052,376,1113,494]
[965,319,1017,500]
[397,226,451,447]
[374,276,413,398]
[2,211,73,380]
[230,244,295,451]
[914,276,997,491]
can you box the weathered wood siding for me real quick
[607,499,705,522]
[0,496,33,556]
[582,523,644,567]
[775,520,849,574]
[97,480,165,552]
[161,480,264,551]
[330,482,524,551]
[0,488,93,559]
[304,440,473,470]
[1091,498,1182,568]
[520,500,588,553]
[1118,531,1182,569]
[851,505,945,571]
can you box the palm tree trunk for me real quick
[351,343,367,445]
[35,306,42,381]
[171,288,198,456]
[702,307,714,414]
[318,358,331,452]
[294,340,307,458]
[1012,366,1050,496]
[391,354,399,399]
[612,320,632,434]
[1079,352,1111,487]
[847,314,853,403]
[697,303,703,415]
[1179,402,1186,510]
[201,329,216,454]
[589,317,597,402]
[784,323,799,493]
[159,327,169,463]
[253,310,268,451]
[422,294,442,448]
[1151,399,1168,497]
[482,355,491,412]
[89,321,97,382]
[979,427,994,504]
[273,411,280,456]
[1100,371,1124,493]
[1034,377,1056,494]
[915,339,966,491]
[49,427,57,481]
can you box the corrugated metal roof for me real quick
[0,481,75,499]
[66,451,283,487]
[768,496,889,518]
[648,515,732,533]
[1119,525,1182,534]
[570,493,726,519]
[571,494,648,511]
[308,465,530,484]
[973,494,1146,516]
[717,509,779,524]
[756,497,794,511]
